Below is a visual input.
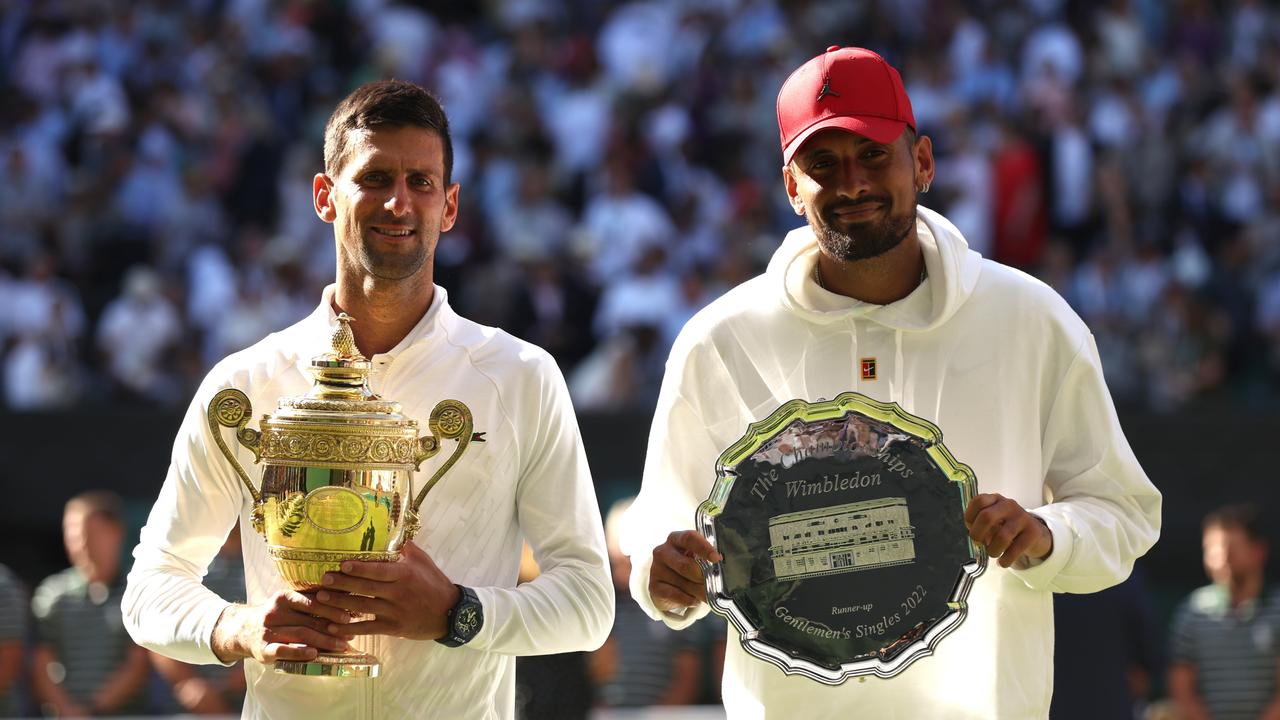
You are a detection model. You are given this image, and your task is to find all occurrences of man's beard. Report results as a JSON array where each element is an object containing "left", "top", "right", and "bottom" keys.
[
  {"left": 811, "top": 196, "right": 916, "bottom": 262},
  {"left": 358, "top": 231, "right": 431, "bottom": 281}
]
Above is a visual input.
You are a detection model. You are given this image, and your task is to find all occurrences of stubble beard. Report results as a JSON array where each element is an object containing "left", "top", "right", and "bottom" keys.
[
  {"left": 811, "top": 198, "right": 917, "bottom": 262},
  {"left": 353, "top": 227, "right": 433, "bottom": 282}
]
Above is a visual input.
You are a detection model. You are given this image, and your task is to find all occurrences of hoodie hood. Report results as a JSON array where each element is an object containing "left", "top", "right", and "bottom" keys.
[{"left": 767, "top": 205, "right": 983, "bottom": 332}]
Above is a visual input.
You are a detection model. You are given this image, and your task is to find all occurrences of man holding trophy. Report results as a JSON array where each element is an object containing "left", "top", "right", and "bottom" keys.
[
  {"left": 123, "top": 80, "right": 613, "bottom": 718},
  {"left": 623, "top": 47, "right": 1161, "bottom": 717}
]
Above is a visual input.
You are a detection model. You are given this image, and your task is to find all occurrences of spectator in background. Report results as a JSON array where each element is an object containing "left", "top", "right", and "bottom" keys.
[
  {"left": 991, "top": 116, "right": 1048, "bottom": 270},
  {"left": 1169, "top": 504, "right": 1280, "bottom": 720},
  {"left": 1052, "top": 563, "right": 1161, "bottom": 720},
  {"left": 592, "top": 498, "right": 701, "bottom": 708},
  {"left": 32, "top": 490, "right": 149, "bottom": 716},
  {"left": 578, "top": 158, "right": 675, "bottom": 283},
  {"left": 507, "top": 249, "right": 599, "bottom": 370},
  {"left": 0, "top": 564, "right": 27, "bottom": 718},
  {"left": 569, "top": 322, "right": 666, "bottom": 412},
  {"left": 96, "top": 265, "right": 182, "bottom": 405},
  {"left": 2, "top": 253, "right": 84, "bottom": 408}
]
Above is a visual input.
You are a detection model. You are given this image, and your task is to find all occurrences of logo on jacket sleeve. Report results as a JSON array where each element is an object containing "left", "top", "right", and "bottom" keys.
[{"left": 860, "top": 358, "right": 877, "bottom": 381}]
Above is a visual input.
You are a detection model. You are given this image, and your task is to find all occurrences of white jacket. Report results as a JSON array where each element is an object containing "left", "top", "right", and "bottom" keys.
[
  {"left": 123, "top": 285, "right": 613, "bottom": 720},
  {"left": 623, "top": 208, "right": 1161, "bottom": 719}
]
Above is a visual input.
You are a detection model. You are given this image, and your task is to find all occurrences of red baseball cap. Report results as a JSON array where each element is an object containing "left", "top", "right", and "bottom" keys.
[{"left": 777, "top": 46, "right": 915, "bottom": 165}]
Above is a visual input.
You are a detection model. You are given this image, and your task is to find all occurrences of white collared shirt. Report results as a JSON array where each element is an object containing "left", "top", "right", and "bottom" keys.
[{"left": 124, "top": 285, "right": 613, "bottom": 719}]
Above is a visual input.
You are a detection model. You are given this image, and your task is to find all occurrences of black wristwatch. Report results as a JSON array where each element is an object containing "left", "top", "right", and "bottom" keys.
[{"left": 437, "top": 585, "right": 484, "bottom": 647}]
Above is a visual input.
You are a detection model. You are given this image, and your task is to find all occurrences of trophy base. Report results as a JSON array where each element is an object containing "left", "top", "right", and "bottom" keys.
[{"left": 274, "top": 651, "right": 380, "bottom": 678}]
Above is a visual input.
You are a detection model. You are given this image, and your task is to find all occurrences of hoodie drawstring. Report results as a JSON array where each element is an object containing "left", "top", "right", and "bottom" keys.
[{"left": 894, "top": 329, "right": 905, "bottom": 408}]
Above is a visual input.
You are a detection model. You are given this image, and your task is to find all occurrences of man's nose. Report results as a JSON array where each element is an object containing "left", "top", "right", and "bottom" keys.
[
  {"left": 834, "top": 157, "right": 872, "bottom": 198},
  {"left": 384, "top": 179, "right": 411, "bottom": 216}
]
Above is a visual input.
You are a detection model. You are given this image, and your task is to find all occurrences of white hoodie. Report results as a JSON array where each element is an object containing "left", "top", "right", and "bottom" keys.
[{"left": 623, "top": 207, "right": 1161, "bottom": 719}]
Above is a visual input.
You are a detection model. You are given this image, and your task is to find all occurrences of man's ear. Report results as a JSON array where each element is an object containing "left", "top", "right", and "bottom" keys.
[
  {"left": 912, "top": 134, "right": 935, "bottom": 191},
  {"left": 313, "top": 173, "right": 337, "bottom": 223},
  {"left": 439, "top": 182, "right": 460, "bottom": 233},
  {"left": 783, "top": 164, "right": 805, "bottom": 216}
]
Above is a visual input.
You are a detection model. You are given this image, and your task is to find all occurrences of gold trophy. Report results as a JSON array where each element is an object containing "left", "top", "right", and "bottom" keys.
[{"left": 208, "top": 313, "right": 476, "bottom": 677}]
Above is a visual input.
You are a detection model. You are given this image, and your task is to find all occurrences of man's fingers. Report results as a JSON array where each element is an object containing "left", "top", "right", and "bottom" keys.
[
  {"left": 651, "top": 556, "right": 707, "bottom": 604},
  {"left": 964, "top": 494, "right": 1053, "bottom": 567},
  {"left": 315, "top": 590, "right": 393, "bottom": 618},
  {"left": 322, "top": 572, "right": 391, "bottom": 598},
  {"left": 265, "top": 597, "right": 351, "bottom": 633},
  {"left": 338, "top": 557, "right": 406, "bottom": 582},
  {"left": 263, "top": 626, "right": 350, "bottom": 653},
  {"left": 648, "top": 531, "right": 719, "bottom": 613},
  {"left": 998, "top": 528, "right": 1038, "bottom": 568},
  {"left": 964, "top": 493, "right": 1002, "bottom": 526},
  {"left": 656, "top": 544, "right": 707, "bottom": 585},
  {"left": 651, "top": 580, "right": 700, "bottom": 612},
  {"left": 332, "top": 617, "right": 395, "bottom": 637},
  {"left": 668, "top": 530, "right": 722, "bottom": 562},
  {"left": 263, "top": 642, "right": 318, "bottom": 663},
  {"left": 287, "top": 592, "right": 355, "bottom": 625},
  {"left": 985, "top": 521, "right": 1021, "bottom": 558}
]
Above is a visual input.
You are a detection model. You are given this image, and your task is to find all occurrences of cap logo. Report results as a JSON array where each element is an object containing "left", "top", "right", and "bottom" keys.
[{"left": 816, "top": 76, "right": 841, "bottom": 102}]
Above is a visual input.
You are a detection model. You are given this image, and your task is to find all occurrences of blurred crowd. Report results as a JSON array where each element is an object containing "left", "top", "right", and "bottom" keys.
[{"left": 2, "top": 0, "right": 1280, "bottom": 414}]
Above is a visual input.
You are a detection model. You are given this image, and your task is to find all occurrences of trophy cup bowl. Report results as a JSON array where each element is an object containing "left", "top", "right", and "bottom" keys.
[{"left": 207, "top": 314, "right": 475, "bottom": 677}]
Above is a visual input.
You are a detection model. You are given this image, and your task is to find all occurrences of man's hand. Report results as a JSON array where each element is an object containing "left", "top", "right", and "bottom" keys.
[
  {"left": 965, "top": 493, "right": 1054, "bottom": 568},
  {"left": 314, "top": 541, "right": 460, "bottom": 641},
  {"left": 649, "top": 530, "right": 722, "bottom": 613},
  {"left": 211, "top": 591, "right": 355, "bottom": 665}
]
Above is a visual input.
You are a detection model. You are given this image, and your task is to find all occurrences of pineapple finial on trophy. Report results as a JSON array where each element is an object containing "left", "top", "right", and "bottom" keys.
[{"left": 331, "top": 312, "right": 364, "bottom": 360}]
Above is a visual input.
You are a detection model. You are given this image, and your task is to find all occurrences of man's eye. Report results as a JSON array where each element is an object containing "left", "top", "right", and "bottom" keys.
[{"left": 361, "top": 173, "right": 388, "bottom": 184}]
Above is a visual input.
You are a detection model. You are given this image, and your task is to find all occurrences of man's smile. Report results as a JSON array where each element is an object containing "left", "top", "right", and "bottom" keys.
[
  {"left": 370, "top": 225, "right": 416, "bottom": 239},
  {"left": 827, "top": 200, "right": 885, "bottom": 224}
]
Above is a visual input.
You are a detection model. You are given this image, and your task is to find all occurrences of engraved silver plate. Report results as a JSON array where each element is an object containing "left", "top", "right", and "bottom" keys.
[{"left": 697, "top": 391, "right": 985, "bottom": 684}]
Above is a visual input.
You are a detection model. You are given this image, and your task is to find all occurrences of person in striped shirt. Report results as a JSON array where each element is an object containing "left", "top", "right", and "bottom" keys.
[
  {"left": 32, "top": 491, "right": 150, "bottom": 716},
  {"left": 1169, "top": 504, "right": 1280, "bottom": 720}
]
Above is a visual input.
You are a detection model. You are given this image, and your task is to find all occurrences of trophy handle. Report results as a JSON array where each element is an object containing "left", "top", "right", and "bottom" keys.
[
  {"left": 405, "top": 400, "right": 474, "bottom": 538},
  {"left": 208, "top": 389, "right": 266, "bottom": 533}
]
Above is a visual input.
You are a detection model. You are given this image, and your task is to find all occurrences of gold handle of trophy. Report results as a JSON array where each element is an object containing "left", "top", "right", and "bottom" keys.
[
  {"left": 208, "top": 388, "right": 266, "bottom": 534},
  {"left": 407, "top": 400, "right": 474, "bottom": 531}
]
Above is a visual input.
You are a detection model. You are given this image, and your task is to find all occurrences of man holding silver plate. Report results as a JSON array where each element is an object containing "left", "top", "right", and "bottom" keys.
[
  {"left": 623, "top": 46, "right": 1161, "bottom": 718},
  {"left": 122, "top": 80, "right": 613, "bottom": 719}
]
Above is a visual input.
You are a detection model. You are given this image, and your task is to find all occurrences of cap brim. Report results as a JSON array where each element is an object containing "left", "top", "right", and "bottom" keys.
[{"left": 782, "top": 116, "right": 908, "bottom": 165}]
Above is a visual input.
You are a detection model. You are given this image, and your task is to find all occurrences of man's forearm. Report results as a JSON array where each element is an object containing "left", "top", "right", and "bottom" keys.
[{"left": 211, "top": 603, "right": 250, "bottom": 663}]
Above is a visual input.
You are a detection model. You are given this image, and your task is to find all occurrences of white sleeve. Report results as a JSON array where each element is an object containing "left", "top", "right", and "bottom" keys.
[
  {"left": 1012, "top": 333, "right": 1162, "bottom": 593},
  {"left": 622, "top": 335, "right": 722, "bottom": 630},
  {"left": 466, "top": 357, "right": 614, "bottom": 654},
  {"left": 121, "top": 377, "right": 245, "bottom": 665}
]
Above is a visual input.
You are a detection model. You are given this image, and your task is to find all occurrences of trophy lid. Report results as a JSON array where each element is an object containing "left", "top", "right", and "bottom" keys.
[{"left": 271, "top": 313, "right": 416, "bottom": 427}]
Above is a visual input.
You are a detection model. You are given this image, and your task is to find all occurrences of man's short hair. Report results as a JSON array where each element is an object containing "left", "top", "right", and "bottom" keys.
[
  {"left": 1204, "top": 503, "right": 1266, "bottom": 543},
  {"left": 65, "top": 490, "right": 124, "bottom": 526},
  {"left": 323, "top": 79, "right": 454, "bottom": 183}
]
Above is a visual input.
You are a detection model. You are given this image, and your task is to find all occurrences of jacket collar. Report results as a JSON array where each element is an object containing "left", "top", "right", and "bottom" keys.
[{"left": 292, "top": 283, "right": 455, "bottom": 362}]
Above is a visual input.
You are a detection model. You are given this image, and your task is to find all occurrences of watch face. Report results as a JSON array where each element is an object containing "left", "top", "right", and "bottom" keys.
[{"left": 456, "top": 606, "right": 480, "bottom": 636}]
